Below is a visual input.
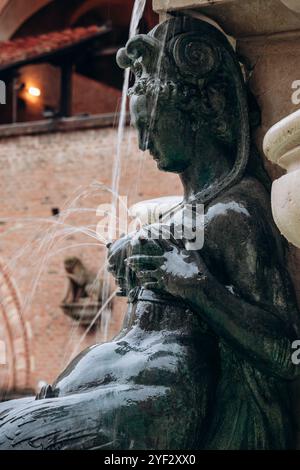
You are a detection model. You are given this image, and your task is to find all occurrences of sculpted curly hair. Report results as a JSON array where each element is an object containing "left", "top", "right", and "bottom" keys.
[{"left": 117, "top": 16, "right": 270, "bottom": 203}]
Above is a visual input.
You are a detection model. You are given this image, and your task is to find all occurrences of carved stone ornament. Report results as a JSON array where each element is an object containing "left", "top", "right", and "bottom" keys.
[{"left": 60, "top": 256, "right": 104, "bottom": 326}]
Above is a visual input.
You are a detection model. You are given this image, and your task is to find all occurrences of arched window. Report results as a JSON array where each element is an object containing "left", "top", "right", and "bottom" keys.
[{"left": 0, "top": 261, "right": 31, "bottom": 400}]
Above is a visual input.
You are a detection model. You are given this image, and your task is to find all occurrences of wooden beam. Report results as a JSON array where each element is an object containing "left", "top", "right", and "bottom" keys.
[
  {"left": 60, "top": 63, "right": 72, "bottom": 117},
  {"left": 0, "top": 113, "right": 130, "bottom": 138}
]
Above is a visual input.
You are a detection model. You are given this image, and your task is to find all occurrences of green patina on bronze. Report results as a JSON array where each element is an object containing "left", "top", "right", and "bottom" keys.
[{"left": 0, "top": 16, "right": 299, "bottom": 450}]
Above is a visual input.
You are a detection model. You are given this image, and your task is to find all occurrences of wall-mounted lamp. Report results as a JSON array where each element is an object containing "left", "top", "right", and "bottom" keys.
[{"left": 28, "top": 86, "right": 41, "bottom": 97}]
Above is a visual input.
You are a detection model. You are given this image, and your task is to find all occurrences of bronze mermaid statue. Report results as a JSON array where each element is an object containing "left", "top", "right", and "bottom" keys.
[{"left": 0, "top": 16, "right": 300, "bottom": 450}]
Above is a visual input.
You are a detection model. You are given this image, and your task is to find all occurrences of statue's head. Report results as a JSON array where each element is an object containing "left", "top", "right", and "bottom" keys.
[
  {"left": 117, "top": 16, "right": 250, "bottom": 203},
  {"left": 64, "top": 256, "right": 82, "bottom": 274}
]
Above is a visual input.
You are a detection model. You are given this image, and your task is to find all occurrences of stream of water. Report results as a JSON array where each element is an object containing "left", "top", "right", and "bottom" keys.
[{"left": 100, "top": 0, "right": 147, "bottom": 341}]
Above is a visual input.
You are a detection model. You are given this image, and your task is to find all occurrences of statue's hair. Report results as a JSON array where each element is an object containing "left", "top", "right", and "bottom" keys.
[
  {"left": 117, "top": 16, "right": 250, "bottom": 205},
  {"left": 128, "top": 74, "right": 236, "bottom": 145}
]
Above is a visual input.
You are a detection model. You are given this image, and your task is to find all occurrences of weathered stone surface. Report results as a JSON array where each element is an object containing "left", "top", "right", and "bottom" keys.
[{"left": 153, "top": 0, "right": 300, "bottom": 37}]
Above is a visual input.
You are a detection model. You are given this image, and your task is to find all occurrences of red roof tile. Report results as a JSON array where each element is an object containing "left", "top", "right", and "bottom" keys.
[{"left": 0, "top": 25, "right": 107, "bottom": 70}]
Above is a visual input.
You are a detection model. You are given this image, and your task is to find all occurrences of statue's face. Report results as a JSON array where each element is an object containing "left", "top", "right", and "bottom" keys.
[
  {"left": 130, "top": 89, "right": 194, "bottom": 173},
  {"left": 64, "top": 258, "right": 76, "bottom": 273}
]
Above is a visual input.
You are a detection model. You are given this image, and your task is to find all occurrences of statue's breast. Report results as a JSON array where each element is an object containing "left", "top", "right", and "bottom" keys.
[{"left": 52, "top": 288, "right": 217, "bottom": 397}]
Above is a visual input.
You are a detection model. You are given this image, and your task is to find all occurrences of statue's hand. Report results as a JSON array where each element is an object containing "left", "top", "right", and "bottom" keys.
[
  {"left": 107, "top": 234, "right": 134, "bottom": 294},
  {"left": 127, "top": 243, "right": 209, "bottom": 299}
]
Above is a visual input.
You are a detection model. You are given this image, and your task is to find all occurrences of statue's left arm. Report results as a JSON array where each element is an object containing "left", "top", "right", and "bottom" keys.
[
  {"left": 193, "top": 203, "right": 300, "bottom": 380},
  {"left": 190, "top": 263, "right": 300, "bottom": 380}
]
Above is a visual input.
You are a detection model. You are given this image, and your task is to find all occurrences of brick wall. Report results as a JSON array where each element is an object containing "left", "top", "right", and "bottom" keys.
[{"left": 0, "top": 125, "right": 182, "bottom": 394}]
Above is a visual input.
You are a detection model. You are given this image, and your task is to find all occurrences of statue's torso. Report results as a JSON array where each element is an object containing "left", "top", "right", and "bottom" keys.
[{"left": 47, "top": 178, "right": 298, "bottom": 449}]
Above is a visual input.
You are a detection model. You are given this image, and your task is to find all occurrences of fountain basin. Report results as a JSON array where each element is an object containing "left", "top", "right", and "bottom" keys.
[{"left": 264, "top": 110, "right": 300, "bottom": 248}]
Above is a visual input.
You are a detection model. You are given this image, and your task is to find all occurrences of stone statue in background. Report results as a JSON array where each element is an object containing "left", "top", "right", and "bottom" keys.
[
  {"left": 63, "top": 256, "right": 102, "bottom": 304},
  {"left": 0, "top": 16, "right": 300, "bottom": 450},
  {"left": 61, "top": 256, "right": 104, "bottom": 326}
]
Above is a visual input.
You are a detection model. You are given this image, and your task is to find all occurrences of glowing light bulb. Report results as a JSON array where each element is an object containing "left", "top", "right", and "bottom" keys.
[{"left": 28, "top": 86, "right": 41, "bottom": 97}]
